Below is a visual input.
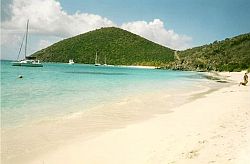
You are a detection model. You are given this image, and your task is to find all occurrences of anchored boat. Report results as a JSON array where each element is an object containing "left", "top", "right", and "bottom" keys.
[{"left": 11, "top": 20, "right": 43, "bottom": 67}]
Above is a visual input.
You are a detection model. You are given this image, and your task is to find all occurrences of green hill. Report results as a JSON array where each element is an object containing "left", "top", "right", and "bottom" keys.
[
  {"left": 168, "top": 33, "right": 250, "bottom": 72},
  {"left": 33, "top": 27, "right": 250, "bottom": 71},
  {"left": 33, "top": 27, "right": 175, "bottom": 66}
]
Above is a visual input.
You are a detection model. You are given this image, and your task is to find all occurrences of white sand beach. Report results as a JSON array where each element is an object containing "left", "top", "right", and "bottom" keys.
[{"left": 23, "top": 72, "right": 249, "bottom": 164}]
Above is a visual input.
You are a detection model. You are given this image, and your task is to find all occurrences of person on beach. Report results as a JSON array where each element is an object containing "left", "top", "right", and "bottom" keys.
[{"left": 239, "top": 73, "right": 248, "bottom": 86}]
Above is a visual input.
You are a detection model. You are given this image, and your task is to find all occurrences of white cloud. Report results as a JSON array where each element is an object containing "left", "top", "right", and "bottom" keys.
[
  {"left": 0, "top": 31, "right": 23, "bottom": 59},
  {"left": 1, "top": 0, "right": 192, "bottom": 59},
  {"left": 1, "top": 31, "right": 22, "bottom": 46},
  {"left": 121, "top": 19, "right": 192, "bottom": 50},
  {"left": 1, "top": 0, "right": 115, "bottom": 59},
  {"left": 38, "top": 39, "right": 53, "bottom": 50},
  {"left": 2, "top": 0, "right": 115, "bottom": 37}
]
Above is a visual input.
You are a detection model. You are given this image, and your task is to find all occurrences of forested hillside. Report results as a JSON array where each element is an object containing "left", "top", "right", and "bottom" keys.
[
  {"left": 33, "top": 27, "right": 174, "bottom": 66},
  {"left": 168, "top": 33, "right": 250, "bottom": 71},
  {"left": 33, "top": 27, "right": 250, "bottom": 71}
]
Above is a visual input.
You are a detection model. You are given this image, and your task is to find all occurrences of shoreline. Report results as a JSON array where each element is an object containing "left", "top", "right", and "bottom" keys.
[
  {"left": 117, "top": 65, "right": 157, "bottom": 69},
  {"left": 2, "top": 77, "right": 216, "bottom": 164},
  {"left": 1, "top": 60, "right": 157, "bottom": 69},
  {"left": 31, "top": 72, "right": 249, "bottom": 164},
  {"left": 2, "top": 72, "right": 249, "bottom": 164}
]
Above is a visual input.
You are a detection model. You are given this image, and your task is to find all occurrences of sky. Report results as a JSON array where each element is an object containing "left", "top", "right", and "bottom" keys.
[{"left": 1, "top": 0, "right": 250, "bottom": 60}]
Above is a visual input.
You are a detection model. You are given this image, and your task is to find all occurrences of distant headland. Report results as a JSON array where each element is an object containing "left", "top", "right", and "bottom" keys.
[{"left": 32, "top": 27, "right": 250, "bottom": 72}]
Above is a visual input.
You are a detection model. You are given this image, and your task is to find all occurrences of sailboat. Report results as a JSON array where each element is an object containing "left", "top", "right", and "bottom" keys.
[
  {"left": 68, "top": 59, "right": 74, "bottom": 64},
  {"left": 12, "top": 20, "right": 43, "bottom": 67},
  {"left": 94, "top": 52, "right": 101, "bottom": 66}
]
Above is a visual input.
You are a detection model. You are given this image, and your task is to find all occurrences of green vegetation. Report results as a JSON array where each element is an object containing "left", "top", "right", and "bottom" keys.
[
  {"left": 168, "top": 33, "right": 250, "bottom": 72},
  {"left": 33, "top": 27, "right": 250, "bottom": 72},
  {"left": 33, "top": 27, "right": 174, "bottom": 66}
]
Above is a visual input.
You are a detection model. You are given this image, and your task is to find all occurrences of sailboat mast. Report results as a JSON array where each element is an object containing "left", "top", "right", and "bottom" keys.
[
  {"left": 24, "top": 19, "right": 29, "bottom": 59},
  {"left": 95, "top": 51, "right": 98, "bottom": 64},
  {"left": 17, "top": 33, "right": 26, "bottom": 61}
]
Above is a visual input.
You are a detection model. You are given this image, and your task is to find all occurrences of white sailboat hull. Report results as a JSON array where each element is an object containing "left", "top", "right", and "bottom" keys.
[
  {"left": 11, "top": 62, "right": 22, "bottom": 66},
  {"left": 11, "top": 60, "right": 43, "bottom": 67},
  {"left": 68, "top": 59, "right": 74, "bottom": 64}
]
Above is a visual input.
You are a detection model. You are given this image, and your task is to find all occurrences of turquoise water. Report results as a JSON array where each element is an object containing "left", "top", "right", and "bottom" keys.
[{"left": 1, "top": 60, "right": 206, "bottom": 128}]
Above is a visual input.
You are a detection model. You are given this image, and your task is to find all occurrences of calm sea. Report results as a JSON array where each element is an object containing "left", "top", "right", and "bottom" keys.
[{"left": 1, "top": 60, "right": 208, "bottom": 128}]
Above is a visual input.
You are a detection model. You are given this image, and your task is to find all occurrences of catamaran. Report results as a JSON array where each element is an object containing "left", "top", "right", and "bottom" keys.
[{"left": 12, "top": 20, "right": 43, "bottom": 67}]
